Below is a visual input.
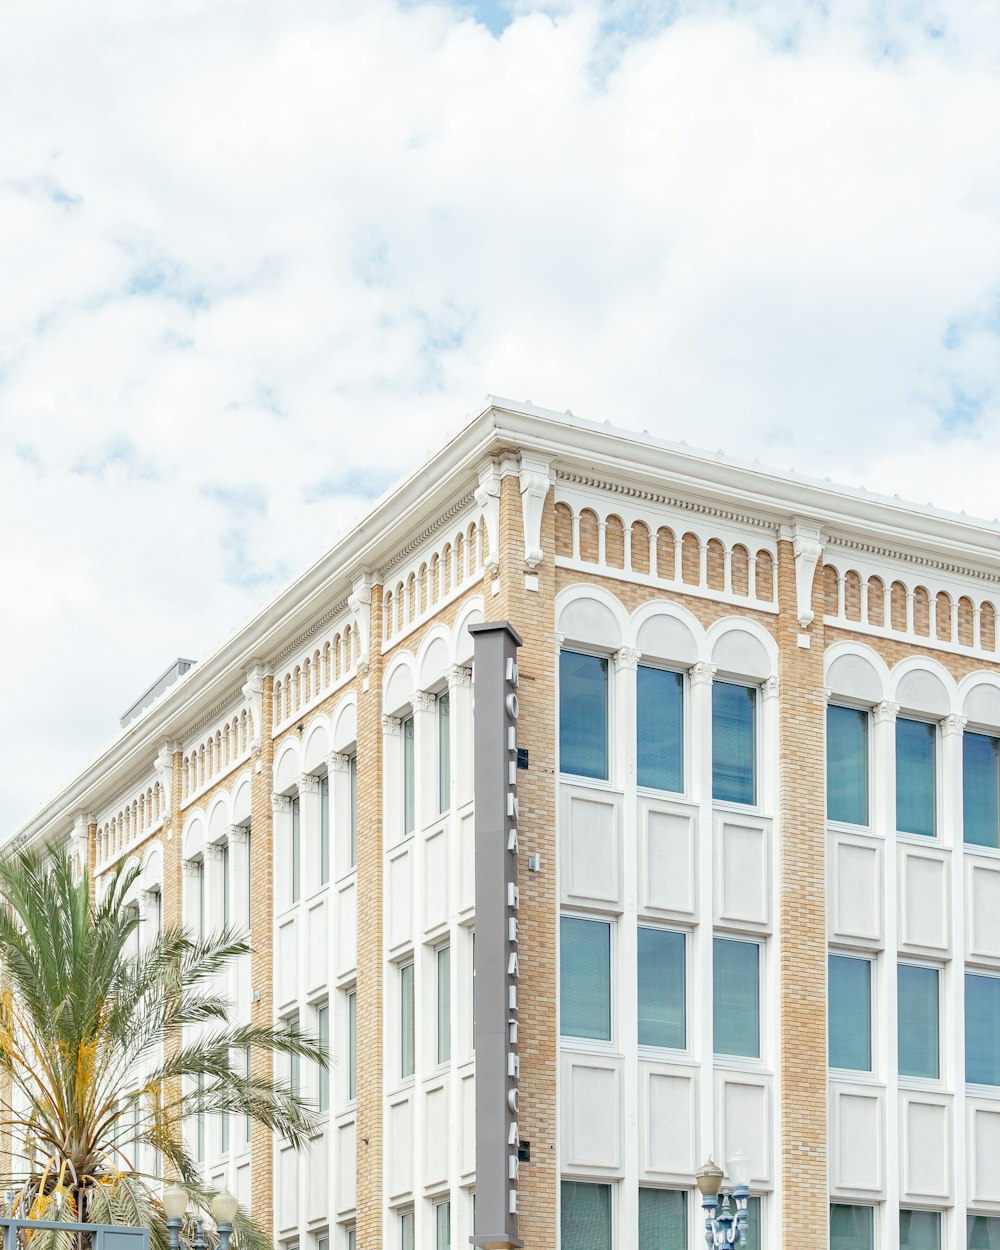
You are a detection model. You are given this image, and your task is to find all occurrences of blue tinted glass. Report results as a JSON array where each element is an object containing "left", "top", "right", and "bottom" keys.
[
  {"left": 560, "top": 917, "right": 611, "bottom": 1041},
  {"left": 745, "top": 1197, "right": 762, "bottom": 1250},
  {"left": 968, "top": 1214, "right": 1000, "bottom": 1248},
  {"left": 828, "top": 955, "right": 871, "bottom": 1071},
  {"left": 713, "top": 937, "right": 759, "bottom": 1057},
  {"left": 638, "top": 928, "right": 685, "bottom": 1049},
  {"left": 897, "top": 718, "right": 936, "bottom": 836},
  {"left": 966, "top": 973, "right": 1000, "bottom": 1085},
  {"left": 900, "top": 1209, "right": 940, "bottom": 1250},
  {"left": 827, "top": 706, "right": 868, "bottom": 826},
  {"left": 712, "top": 683, "right": 756, "bottom": 805},
  {"left": 637, "top": 666, "right": 684, "bottom": 792},
  {"left": 898, "top": 964, "right": 939, "bottom": 1079},
  {"left": 638, "top": 1189, "right": 686, "bottom": 1250},
  {"left": 965, "top": 732, "right": 1000, "bottom": 847},
  {"left": 830, "top": 1205, "right": 873, "bottom": 1250},
  {"left": 560, "top": 652, "right": 609, "bottom": 780},
  {"left": 561, "top": 1181, "right": 611, "bottom": 1250}
]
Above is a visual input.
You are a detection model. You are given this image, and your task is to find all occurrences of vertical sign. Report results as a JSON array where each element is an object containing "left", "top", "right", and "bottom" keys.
[{"left": 468, "top": 620, "right": 524, "bottom": 1249}]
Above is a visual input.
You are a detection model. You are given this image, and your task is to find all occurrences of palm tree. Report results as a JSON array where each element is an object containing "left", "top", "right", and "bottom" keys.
[{"left": 0, "top": 846, "right": 323, "bottom": 1250}]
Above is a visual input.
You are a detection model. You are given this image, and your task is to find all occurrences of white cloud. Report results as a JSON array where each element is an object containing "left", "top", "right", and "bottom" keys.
[{"left": 2, "top": 0, "right": 1000, "bottom": 830}]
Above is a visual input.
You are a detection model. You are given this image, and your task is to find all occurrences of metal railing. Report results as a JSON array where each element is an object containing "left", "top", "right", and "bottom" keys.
[{"left": 0, "top": 1218, "right": 149, "bottom": 1250}]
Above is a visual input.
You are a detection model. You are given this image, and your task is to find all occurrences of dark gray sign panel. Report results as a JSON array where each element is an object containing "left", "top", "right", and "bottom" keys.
[{"left": 468, "top": 620, "right": 524, "bottom": 1250}]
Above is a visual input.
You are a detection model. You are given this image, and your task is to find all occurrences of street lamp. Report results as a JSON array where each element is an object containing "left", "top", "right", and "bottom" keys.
[
  {"left": 696, "top": 1152, "right": 752, "bottom": 1249},
  {"left": 212, "top": 1189, "right": 239, "bottom": 1250},
  {"left": 163, "top": 1183, "right": 188, "bottom": 1250}
]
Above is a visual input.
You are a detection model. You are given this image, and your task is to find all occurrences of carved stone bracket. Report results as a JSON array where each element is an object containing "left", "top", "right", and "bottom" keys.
[
  {"left": 519, "top": 453, "right": 554, "bottom": 569},
  {"left": 613, "top": 647, "right": 641, "bottom": 672},
  {"left": 791, "top": 519, "right": 824, "bottom": 629},
  {"left": 475, "top": 460, "right": 502, "bottom": 574},
  {"left": 243, "top": 663, "right": 268, "bottom": 751},
  {"left": 72, "top": 811, "right": 94, "bottom": 846},
  {"left": 154, "top": 743, "right": 175, "bottom": 818},
  {"left": 348, "top": 573, "right": 374, "bottom": 672}
]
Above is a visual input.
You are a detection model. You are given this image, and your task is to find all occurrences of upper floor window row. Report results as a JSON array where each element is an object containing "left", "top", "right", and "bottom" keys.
[
  {"left": 559, "top": 651, "right": 758, "bottom": 806},
  {"left": 827, "top": 704, "right": 1000, "bottom": 847}
]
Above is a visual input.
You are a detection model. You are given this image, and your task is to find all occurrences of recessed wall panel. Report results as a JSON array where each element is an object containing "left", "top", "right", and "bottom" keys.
[
  {"left": 640, "top": 803, "right": 695, "bottom": 917},
  {"left": 899, "top": 848, "right": 949, "bottom": 952},
  {"left": 970, "top": 1102, "right": 1000, "bottom": 1204},
  {"left": 968, "top": 861, "right": 1000, "bottom": 961},
  {"left": 337, "top": 1119, "right": 356, "bottom": 1213},
  {"left": 388, "top": 849, "right": 413, "bottom": 953},
  {"left": 561, "top": 1056, "right": 621, "bottom": 1172},
  {"left": 388, "top": 1096, "right": 413, "bottom": 1198},
  {"left": 715, "top": 817, "right": 770, "bottom": 929},
  {"left": 561, "top": 788, "right": 622, "bottom": 909},
  {"left": 901, "top": 1095, "right": 951, "bottom": 1200},
  {"left": 424, "top": 829, "right": 448, "bottom": 934},
  {"left": 832, "top": 1086, "right": 884, "bottom": 1195},
  {"left": 829, "top": 836, "right": 882, "bottom": 946},
  {"left": 642, "top": 1066, "right": 696, "bottom": 1177}
]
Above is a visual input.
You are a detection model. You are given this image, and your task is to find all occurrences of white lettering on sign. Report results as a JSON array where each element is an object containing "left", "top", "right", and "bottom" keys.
[{"left": 504, "top": 649, "right": 521, "bottom": 1227}]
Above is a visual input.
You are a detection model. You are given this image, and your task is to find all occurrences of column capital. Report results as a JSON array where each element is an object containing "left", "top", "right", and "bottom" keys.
[
  {"left": 413, "top": 690, "right": 437, "bottom": 713},
  {"left": 382, "top": 715, "right": 402, "bottom": 736},
  {"left": 761, "top": 675, "right": 780, "bottom": 701},
  {"left": 942, "top": 713, "right": 967, "bottom": 738},
  {"left": 449, "top": 664, "right": 473, "bottom": 688},
  {"left": 182, "top": 859, "right": 202, "bottom": 879},
  {"left": 613, "top": 646, "right": 641, "bottom": 672},
  {"left": 272, "top": 793, "right": 292, "bottom": 813},
  {"left": 328, "top": 752, "right": 353, "bottom": 773},
  {"left": 690, "top": 661, "right": 717, "bottom": 687},
  {"left": 873, "top": 700, "right": 900, "bottom": 725},
  {"left": 140, "top": 889, "right": 160, "bottom": 908},
  {"left": 228, "top": 825, "right": 250, "bottom": 845},
  {"left": 205, "top": 842, "right": 225, "bottom": 861},
  {"left": 298, "top": 773, "right": 321, "bottom": 795}
]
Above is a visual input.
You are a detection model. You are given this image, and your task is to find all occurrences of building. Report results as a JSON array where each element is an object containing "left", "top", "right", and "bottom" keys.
[{"left": 10, "top": 397, "right": 1000, "bottom": 1250}]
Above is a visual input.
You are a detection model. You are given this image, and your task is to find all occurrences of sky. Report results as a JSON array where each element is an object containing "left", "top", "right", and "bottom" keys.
[{"left": 2, "top": 0, "right": 1000, "bottom": 834}]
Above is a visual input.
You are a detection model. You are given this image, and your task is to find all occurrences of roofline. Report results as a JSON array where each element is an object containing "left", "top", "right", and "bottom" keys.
[{"left": 12, "top": 395, "right": 1000, "bottom": 851}]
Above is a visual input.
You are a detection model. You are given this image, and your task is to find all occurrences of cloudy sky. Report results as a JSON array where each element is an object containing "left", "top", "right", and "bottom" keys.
[{"left": 2, "top": 0, "right": 999, "bottom": 834}]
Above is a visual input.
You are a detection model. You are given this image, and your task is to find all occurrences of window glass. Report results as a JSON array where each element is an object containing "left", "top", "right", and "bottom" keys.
[
  {"left": 320, "top": 774, "right": 330, "bottom": 885},
  {"left": 400, "top": 1211, "right": 414, "bottom": 1250},
  {"left": 317, "top": 1004, "right": 330, "bottom": 1112},
  {"left": 403, "top": 717, "right": 415, "bottom": 835},
  {"left": 560, "top": 917, "right": 611, "bottom": 1042},
  {"left": 969, "top": 1214, "right": 1000, "bottom": 1248},
  {"left": 560, "top": 1181, "right": 611, "bottom": 1250},
  {"left": 346, "top": 1232, "right": 356, "bottom": 1250},
  {"left": 638, "top": 927, "right": 685, "bottom": 1049},
  {"left": 195, "top": 1073, "right": 205, "bottom": 1161},
  {"left": 438, "top": 693, "right": 451, "bottom": 813},
  {"left": 897, "top": 718, "right": 936, "bottom": 836},
  {"left": 713, "top": 937, "right": 759, "bottom": 1058},
  {"left": 437, "top": 945, "right": 451, "bottom": 1065},
  {"left": 898, "top": 964, "right": 939, "bottom": 1079},
  {"left": 242, "top": 1046, "right": 251, "bottom": 1144},
  {"left": 827, "top": 705, "right": 868, "bottom": 826},
  {"left": 830, "top": 1204, "right": 874, "bottom": 1250},
  {"left": 637, "top": 666, "right": 684, "bottom": 793},
  {"left": 291, "top": 795, "right": 301, "bottom": 903},
  {"left": 965, "top": 732, "right": 1000, "bottom": 848},
  {"left": 746, "top": 1196, "right": 762, "bottom": 1250},
  {"left": 435, "top": 1200, "right": 451, "bottom": 1250},
  {"left": 288, "top": 1012, "right": 300, "bottom": 1096},
  {"left": 349, "top": 755, "right": 358, "bottom": 868},
  {"left": 638, "top": 1188, "right": 685, "bottom": 1250},
  {"left": 560, "top": 652, "right": 609, "bottom": 780},
  {"left": 828, "top": 955, "right": 872, "bottom": 1071},
  {"left": 400, "top": 963, "right": 415, "bottom": 1078},
  {"left": 900, "top": 1209, "right": 941, "bottom": 1249},
  {"left": 966, "top": 972, "right": 1000, "bottom": 1085},
  {"left": 347, "top": 989, "right": 357, "bottom": 1101},
  {"left": 712, "top": 682, "right": 756, "bottom": 805},
  {"left": 221, "top": 843, "right": 230, "bottom": 928}
]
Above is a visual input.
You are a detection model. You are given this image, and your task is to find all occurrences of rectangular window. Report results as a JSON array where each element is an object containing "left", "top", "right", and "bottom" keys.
[
  {"left": 637, "top": 666, "right": 684, "bottom": 793},
  {"left": 830, "top": 1204, "right": 874, "bottom": 1250},
  {"left": 828, "top": 954, "right": 872, "bottom": 1071},
  {"left": 560, "top": 1181, "right": 612, "bottom": 1250},
  {"left": 638, "top": 927, "right": 685, "bottom": 1049},
  {"left": 194, "top": 860, "right": 205, "bottom": 940},
  {"left": 220, "top": 1100, "right": 229, "bottom": 1155},
  {"left": 195, "top": 1074, "right": 205, "bottom": 1162},
  {"left": 898, "top": 963, "right": 939, "bottom": 1079},
  {"left": 320, "top": 774, "right": 330, "bottom": 885},
  {"left": 242, "top": 1046, "right": 251, "bottom": 1144},
  {"left": 897, "top": 717, "right": 936, "bottom": 836},
  {"left": 560, "top": 651, "right": 609, "bottom": 780},
  {"left": 435, "top": 1200, "right": 451, "bottom": 1250},
  {"left": 901, "top": 1210, "right": 941, "bottom": 1249},
  {"left": 317, "top": 1004, "right": 330, "bottom": 1112},
  {"left": 827, "top": 705, "right": 869, "bottom": 826},
  {"left": 288, "top": 1012, "right": 300, "bottom": 1096},
  {"left": 438, "top": 693, "right": 451, "bottom": 813},
  {"left": 400, "top": 962, "right": 415, "bottom": 1078},
  {"left": 638, "top": 1188, "right": 686, "bottom": 1250},
  {"left": 969, "top": 1214, "right": 1000, "bottom": 1248},
  {"left": 967, "top": 972, "right": 1000, "bottom": 1085},
  {"left": 291, "top": 795, "right": 301, "bottom": 904},
  {"left": 560, "top": 916, "right": 611, "bottom": 1042},
  {"left": 346, "top": 1231, "right": 356, "bottom": 1250},
  {"left": 437, "top": 945, "right": 451, "bottom": 1065},
  {"left": 400, "top": 1211, "right": 414, "bottom": 1250},
  {"left": 221, "top": 842, "right": 230, "bottom": 929},
  {"left": 712, "top": 682, "right": 756, "bottom": 805},
  {"left": 746, "top": 1196, "right": 762, "bottom": 1249},
  {"left": 403, "top": 717, "right": 415, "bottom": 835},
  {"left": 349, "top": 755, "right": 357, "bottom": 868},
  {"left": 965, "top": 731, "right": 1000, "bottom": 848},
  {"left": 713, "top": 937, "right": 760, "bottom": 1058},
  {"left": 346, "top": 989, "right": 357, "bottom": 1101}
]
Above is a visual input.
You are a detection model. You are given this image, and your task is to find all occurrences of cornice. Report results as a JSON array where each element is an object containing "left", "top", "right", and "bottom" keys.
[
  {"left": 97, "top": 763, "right": 159, "bottom": 821},
  {"left": 555, "top": 470, "right": 780, "bottom": 534},
  {"left": 824, "top": 535, "right": 1000, "bottom": 586},
  {"left": 378, "top": 490, "right": 478, "bottom": 579},
  {"left": 182, "top": 687, "right": 247, "bottom": 744},
  {"left": 271, "top": 598, "right": 351, "bottom": 669}
]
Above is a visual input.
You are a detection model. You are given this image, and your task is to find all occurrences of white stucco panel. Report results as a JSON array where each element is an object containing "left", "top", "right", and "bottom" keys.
[
  {"left": 714, "top": 814, "right": 771, "bottom": 931},
  {"left": 828, "top": 835, "right": 883, "bottom": 947},
  {"left": 561, "top": 1055, "right": 622, "bottom": 1173},
  {"left": 641, "top": 1064, "right": 697, "bottom": 1179},
  {"left": 639, "top": 800, "right": 696, "bottom": 919},
  {"left": 900, "top": 1094, "right": 951, "bottom": 1201},
  {"left": 898, "top": 846, "right": 950, "bottom": 953},
  {"left": 560, "top": 786, "right": 622, "bottom": 910}
]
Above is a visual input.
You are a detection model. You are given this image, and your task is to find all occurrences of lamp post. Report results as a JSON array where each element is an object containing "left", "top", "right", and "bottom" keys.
[
  {"left": 163, "top": 1184, "right": 188, "bottom": 1250},
  {"left": 696, "top": 1152, "right": 752, "bottom": 1249},
  {"left": 212, "top": 1190, "right": 238, "bottom": 1250}
]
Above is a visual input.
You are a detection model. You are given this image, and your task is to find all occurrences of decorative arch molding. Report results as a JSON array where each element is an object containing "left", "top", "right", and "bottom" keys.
[
  {"left": 887, "top": 656, "right": 957, "bottom": 718},
  {"left": 273, "top": 740, "right": 303, "bottom": 796},
  {"left": 555, "top": 583, "right": 629, "bottom": 652},
  {"left": 417, "top": 625, "right": 452, "bottom": 693},
  {"left": 383, "top": 652, "right": 418, "bottom": 717},
  {"left": 331, "top": 694, "right": 358, "bottom": 752},
  {"left": 182, "top": 811, "right": 207, "bottom": 863},
  {"left": 630, "top": 600, "right": 703, "bottom": 668},
  {"left": 705, "top": 616, "right": 779, "bottom": 680},
  {"left": 824, "top": 641, "right": 890, "bottom": 705}
]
